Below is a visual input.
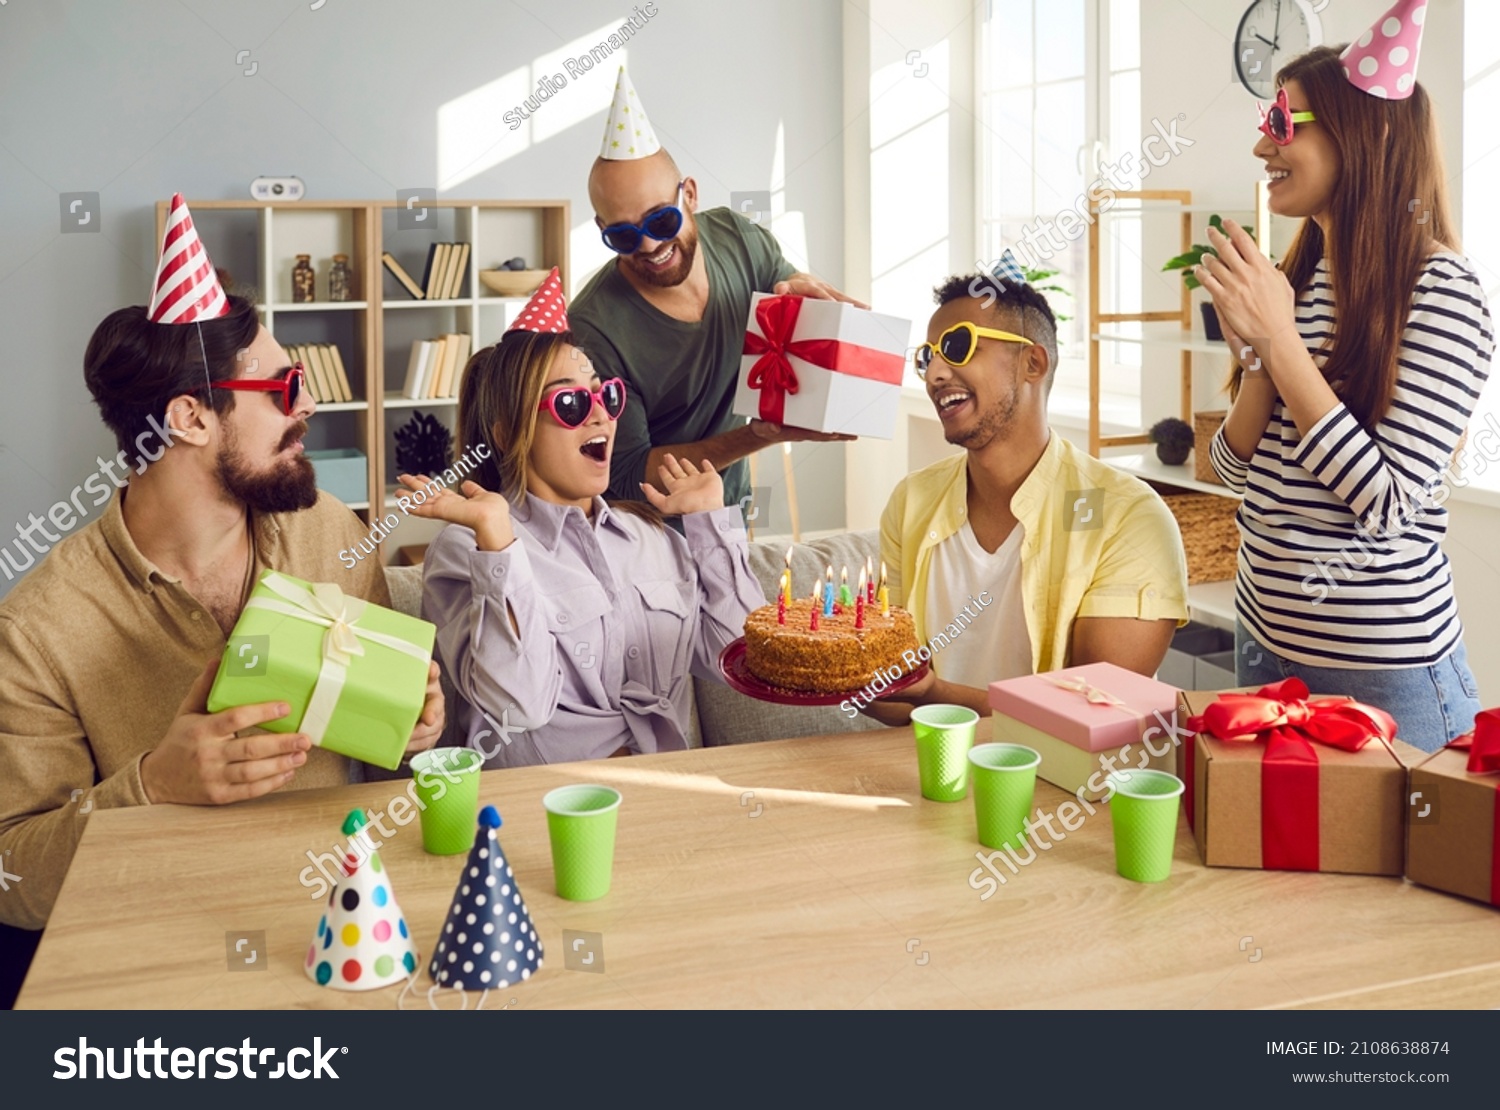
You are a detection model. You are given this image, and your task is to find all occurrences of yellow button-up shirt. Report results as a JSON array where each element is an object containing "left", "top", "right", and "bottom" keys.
[{"left": 880, "top": 433, "right": 1189, "bottom": 675}]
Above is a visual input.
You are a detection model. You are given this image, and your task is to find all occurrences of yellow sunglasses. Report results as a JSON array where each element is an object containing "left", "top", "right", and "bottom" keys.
[{"left": 914, "top": 321, "right": 1034, "bottom": 378}]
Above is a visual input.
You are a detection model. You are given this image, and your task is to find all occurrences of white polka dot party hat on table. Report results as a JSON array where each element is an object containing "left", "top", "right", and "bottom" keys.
[
  {"left": 306, "top": 809, "right": 418, "bottom": 991},
  {"left": 505, "top": 266, "right": 569, "bottom": 334},
  {"left": 1341, "top": 0, "right": 1426, "bottom": 100},
  {"left": 429, "top": 805, "right": 544, "bottom": 991},
  {"left": 599, "top": 65, "right": 661, "bottom": 161}
]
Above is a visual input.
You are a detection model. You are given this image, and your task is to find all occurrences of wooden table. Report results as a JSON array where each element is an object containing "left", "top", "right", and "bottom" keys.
[{"left": 18, "top": 721, "right": 1500, "bottom": 1009}]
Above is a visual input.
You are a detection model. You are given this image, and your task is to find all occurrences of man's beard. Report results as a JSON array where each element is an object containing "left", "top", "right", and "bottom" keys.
[
  {"left": 625, "top": 224, "right": 697, "bottom": 288},
  {"left": 946, "top": 380, "right": 1020, "bottom": 451},
  {"left": 216, "top": 420, "right": 318, "bottom": 513}
]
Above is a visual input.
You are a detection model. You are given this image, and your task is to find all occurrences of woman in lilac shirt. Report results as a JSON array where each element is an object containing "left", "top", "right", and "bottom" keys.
[{"left": 402, "top": 274, "right": 763, "bottom": 766}]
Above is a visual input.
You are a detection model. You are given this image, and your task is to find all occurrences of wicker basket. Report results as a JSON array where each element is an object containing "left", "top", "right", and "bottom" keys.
[
  {"left": 1160, "top": 492, "right": 1240, "bottom": 585},
  {"left": 1193, "top": 410, "right": 1227, "bottom": 486}
]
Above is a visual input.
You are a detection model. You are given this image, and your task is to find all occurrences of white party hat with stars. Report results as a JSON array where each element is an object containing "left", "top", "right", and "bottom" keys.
[
  {"left": 599, "top": 66, "right": 661, "bottom": 160},
  {"left": 429, "top": 806, "right": 543, "bottom": 991}
]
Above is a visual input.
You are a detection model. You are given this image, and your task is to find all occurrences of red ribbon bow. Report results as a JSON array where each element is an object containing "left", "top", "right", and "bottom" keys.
[
  {"left": 1446, "top": 708, "right": 1500, "bottom": 775},
  {"left": 741, "top": 295, "right": 901, "bottom": 424},
  {"left": 1186, "top": 678, "right": 1397, "bottom": 872}
]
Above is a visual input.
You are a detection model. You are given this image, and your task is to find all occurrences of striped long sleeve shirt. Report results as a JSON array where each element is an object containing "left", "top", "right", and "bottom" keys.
[{"left": 1209, "top": 251, "right": 1494, "bottom": 668}]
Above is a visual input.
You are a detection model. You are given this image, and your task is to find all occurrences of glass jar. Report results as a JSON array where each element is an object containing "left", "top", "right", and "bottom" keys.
[
  {"left": 328, "top": 254, "right": 352, "bottom": 302},
  {"left": 292, "top": 254, "right": 315, "bottom": 303}
]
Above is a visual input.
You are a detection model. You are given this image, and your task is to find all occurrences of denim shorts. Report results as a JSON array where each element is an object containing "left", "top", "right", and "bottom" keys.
[{"left": 1234, "top": 621, "right": 1481, "bottom": 753}]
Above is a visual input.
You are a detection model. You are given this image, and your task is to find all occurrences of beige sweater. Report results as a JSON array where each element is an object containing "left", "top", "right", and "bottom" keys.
[{"left": 0, "top": 491, "right": 388, "bottom": 929}]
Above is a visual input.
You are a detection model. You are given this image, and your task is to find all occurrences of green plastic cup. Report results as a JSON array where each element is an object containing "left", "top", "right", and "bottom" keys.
[
  {"left": 1106, "top": 769, "right": 1185, "bottom": 883},
  {"left": 543, "top": 784, "right": 623, "bottom": 901},
  {"left": 911, "top": 704, "right": 979, "bottom": 802},
  {"left": 410, "top": 748, "right": 484, "bottom": 855},
  {"left": 968, "top": 743, "right": 1041, "bottom": 851}
]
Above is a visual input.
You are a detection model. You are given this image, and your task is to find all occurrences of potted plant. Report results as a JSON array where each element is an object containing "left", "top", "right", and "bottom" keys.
[
  {"left": 1020, "top": 265, "right": 1073, "bottom": 322},
  {"left": 1148, "top": 417, "right": 1194, "bottom": 467},
  {"left": 1161, "top": 215, "right": 1256, "bottom": 341}
]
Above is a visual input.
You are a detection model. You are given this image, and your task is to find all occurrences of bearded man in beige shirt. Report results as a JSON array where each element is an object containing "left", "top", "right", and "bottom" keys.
[{"left": 0, "top": 289, "right": 445, "bottom": 948}]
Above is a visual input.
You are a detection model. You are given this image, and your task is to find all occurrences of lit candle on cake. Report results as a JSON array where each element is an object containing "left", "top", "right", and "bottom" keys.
[
  {"left": 839, "top": 565, "right": 851, "bottom": 608},
  {"left": 855, "top": 566, "right": 866, "bottom": 629},
  {"left": 878, "top": 560, "right": 889, "bottom": 617},
  {"left": 809, "top": 581, "right": 820, "bottom": 630},
  {"left": 823, "top": 565, "right": 834, "bottom": 617},
  {"left": 777, "top": 591, "right": 786, "bottom": 625},
  {"left": 782, "top": 545, "right": 793, "bottom": 607},
  {"left": 865, "top": 556, "right": 875, "bottom": 603}
]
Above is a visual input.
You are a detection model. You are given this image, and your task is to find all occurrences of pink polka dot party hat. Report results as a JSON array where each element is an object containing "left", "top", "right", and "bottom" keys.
[
  {"left": 429, "top": 806, "right": 543, "bottom": 991},
  {"left": 306, "top": 809, "right": 418, "bottom": 991}
]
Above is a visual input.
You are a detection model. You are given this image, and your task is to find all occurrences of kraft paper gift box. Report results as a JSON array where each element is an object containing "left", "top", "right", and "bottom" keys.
[
  {"left": 1406, "top": 710, "right": 1500, "bottom": 907},
  {"left": 987, "top": 663, "right": 1181, "bottom": 802},
  {"left": 734, "top": 292, "right": 909, "bottom": 439},
  {"left": 1177, "top": 681, "right": 1406, "bottom": 875},
  {"left": 207, "top": 570, "right": 436, "bottom": 770}
]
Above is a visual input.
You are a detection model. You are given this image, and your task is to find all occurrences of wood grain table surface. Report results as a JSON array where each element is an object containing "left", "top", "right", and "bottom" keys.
[{"left": 18, "top": 720, "right": 1499, "bottom": 1010}]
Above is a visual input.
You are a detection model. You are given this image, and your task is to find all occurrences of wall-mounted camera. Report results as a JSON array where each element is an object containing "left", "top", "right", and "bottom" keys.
[{"left": 249, "top": 176, "right": 306, "bottom": 201}]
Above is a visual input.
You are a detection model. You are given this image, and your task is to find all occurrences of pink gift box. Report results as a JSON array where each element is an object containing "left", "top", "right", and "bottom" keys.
[{"left": 988, "top": 663, "right": 1180, "bottom": 752}]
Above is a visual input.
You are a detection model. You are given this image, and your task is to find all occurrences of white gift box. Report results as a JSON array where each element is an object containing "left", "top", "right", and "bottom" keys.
[{"left": 734, "top": 292, "right": 910, "bottom": 440}]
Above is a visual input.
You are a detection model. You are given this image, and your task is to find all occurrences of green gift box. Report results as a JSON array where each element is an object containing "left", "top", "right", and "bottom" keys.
[{"left": 207, "top": 569, "right": 436, "bottom": 770}]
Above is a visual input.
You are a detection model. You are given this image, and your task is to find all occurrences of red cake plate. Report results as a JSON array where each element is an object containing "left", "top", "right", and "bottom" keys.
[{"left": 717, "top": 638, "right": 930, "bottom": 707}]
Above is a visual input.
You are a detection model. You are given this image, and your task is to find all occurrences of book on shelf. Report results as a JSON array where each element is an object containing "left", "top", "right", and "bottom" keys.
[
  {"left": 304, "top": 344, "right": 335, "bottom": 403},
  {"left": 381, "top": 252, "right": 424, "bottom": 300},
  {"left": 422, "top": 243, "right": 450, "bottom": 300},
  {"left": 444, "top": 333, "right": 471, "bottom": 397},
  {"left": 445, "top": 243, "right": 471, "bottom": 299},
  {"left": 401, "top": 340, "right": 428, "bottom": 399},
  {"left": 403, "top": 339, "right": 435, "bottom": 399},
  {"left": 324, "top": 344, "right": 354, "bottom": 402},
  {"left": 437, "top": 243, "right": 462, "bottom": 301},
  {"left": 430, "top": 332, "right": 460, "bottom": 398}
]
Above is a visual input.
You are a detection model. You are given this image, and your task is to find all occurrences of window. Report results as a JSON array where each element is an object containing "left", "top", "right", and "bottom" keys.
[{"left": 977, "top": 0, "right": 1140, "bottom": 425}]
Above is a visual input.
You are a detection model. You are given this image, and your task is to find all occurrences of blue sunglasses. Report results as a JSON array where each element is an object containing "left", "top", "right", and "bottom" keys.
[{"left": 599, "top": 181, "right": 686, "bottom": 255}]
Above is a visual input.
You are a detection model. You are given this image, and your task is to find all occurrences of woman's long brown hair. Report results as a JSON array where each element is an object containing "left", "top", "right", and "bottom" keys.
[
  {"left": 1233, "top": 45, "right": 1457, "bottom": 426},
  {"left": 455, "top": 330, "right": 662, "bottom": 526}
]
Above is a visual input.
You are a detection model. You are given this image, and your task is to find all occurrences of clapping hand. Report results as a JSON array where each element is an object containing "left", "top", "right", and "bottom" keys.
[{"left": 639, "top": 454, "right": 723, "bottom": 515}]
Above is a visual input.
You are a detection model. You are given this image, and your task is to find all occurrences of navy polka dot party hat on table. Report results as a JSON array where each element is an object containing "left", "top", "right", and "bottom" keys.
[
  {"left": 429, "top": 806, "right": 544, "bottom": 990},
  {"left": 306, "top": 809, "right": 418, "bottom": 991}
]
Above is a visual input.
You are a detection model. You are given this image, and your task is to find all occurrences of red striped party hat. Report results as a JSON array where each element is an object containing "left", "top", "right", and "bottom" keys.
[{"left": 147, "top": 194, "right": 230, "bottom": 324}]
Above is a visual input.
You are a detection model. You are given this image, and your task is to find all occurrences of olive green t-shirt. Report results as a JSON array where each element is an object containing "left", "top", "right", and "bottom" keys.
[{"left": 569, "top": 207, "right": 797, "bottom": 509}]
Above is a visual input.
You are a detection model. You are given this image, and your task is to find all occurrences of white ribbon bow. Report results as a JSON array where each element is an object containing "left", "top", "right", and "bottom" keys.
[
  {"left": 245, "top": 572, "right": 429, "bottom": 746},
  {"left": 1043, "top": 674, "right": 1132, "bottom": 712}
]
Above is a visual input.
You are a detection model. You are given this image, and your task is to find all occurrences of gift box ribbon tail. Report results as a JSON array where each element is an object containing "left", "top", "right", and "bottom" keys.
[{"left": 1261, "top": 729, "right": 1320, "bottom": 871}]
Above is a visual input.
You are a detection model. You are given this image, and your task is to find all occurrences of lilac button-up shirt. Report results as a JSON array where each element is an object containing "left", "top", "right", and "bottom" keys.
[{"left": 422, "top": 495, "right": 764, "bottom": 766}]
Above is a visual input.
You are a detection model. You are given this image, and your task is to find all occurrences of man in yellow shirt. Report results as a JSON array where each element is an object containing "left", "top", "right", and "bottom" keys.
[{"left": 871, "top": 268, "right": 1188, "bottom": 723}]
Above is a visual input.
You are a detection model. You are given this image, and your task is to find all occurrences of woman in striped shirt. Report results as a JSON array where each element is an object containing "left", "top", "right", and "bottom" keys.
[{"left": 1196, "top": 43, "right": 1492, "bottom": 752}]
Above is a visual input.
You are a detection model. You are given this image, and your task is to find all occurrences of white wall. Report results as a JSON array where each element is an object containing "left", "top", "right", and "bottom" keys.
[{"left": 0, "top": 0, "right": 850, "bottom": 597}]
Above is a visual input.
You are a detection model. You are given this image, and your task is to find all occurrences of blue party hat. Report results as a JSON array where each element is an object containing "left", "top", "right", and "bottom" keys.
[
  {"left": 991, "top": 249, "right": 1027, "bottom": 286},
  {"left": 429, "top": 806, "right": 543, "bottom": 990}
]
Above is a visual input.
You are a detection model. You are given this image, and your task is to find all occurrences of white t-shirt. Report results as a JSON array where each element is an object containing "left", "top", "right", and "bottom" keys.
[{"left": 924, "top": 521, "right": 1031, "bottom": 689}]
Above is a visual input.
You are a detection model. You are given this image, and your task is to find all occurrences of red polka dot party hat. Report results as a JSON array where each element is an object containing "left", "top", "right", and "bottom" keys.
[
  {"left": 429, "top": 806, "right": 543, "bottom": 991},
  {"left": 505, "top": 266, "right": 568, "bottom": 334},
  {"left": 306, "top": 809, "right": 418, "bottom": 991}
]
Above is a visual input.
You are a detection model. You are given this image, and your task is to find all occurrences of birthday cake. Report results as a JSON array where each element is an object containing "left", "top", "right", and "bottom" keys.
[{"left": 742, "top": 598, "right": 919, "bottom": 694}]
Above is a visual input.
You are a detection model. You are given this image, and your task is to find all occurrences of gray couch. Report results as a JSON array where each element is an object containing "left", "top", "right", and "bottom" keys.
[{"left": 383, "top": 530, "right": 888, "bottom": 748}]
